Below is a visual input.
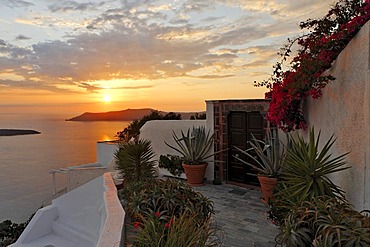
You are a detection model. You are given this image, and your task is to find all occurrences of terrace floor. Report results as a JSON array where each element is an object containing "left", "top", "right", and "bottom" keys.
[{"left": 194, "top": 183, "right": 279, "bottom": 247}]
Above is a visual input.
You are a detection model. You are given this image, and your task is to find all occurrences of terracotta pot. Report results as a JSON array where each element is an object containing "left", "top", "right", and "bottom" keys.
[
  {"left": 258, "top": 176, "right": 278, "bottom": 203},
  {"left": 182, "top": 163, "right": 207, "bottom": 186}
]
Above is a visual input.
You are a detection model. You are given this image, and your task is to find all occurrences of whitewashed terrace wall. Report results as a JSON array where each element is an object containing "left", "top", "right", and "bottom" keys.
[
  {"left": 66, "top": 141, "right": 118, "bottom": 191},
  {"left": 301, "top": 21, "right": 370, "bottom": 211},
  {"left": 139, "top": 120, "right": 214, "bottom": 181},
  {"left": 11, "top": 173, "right": 125, "bottom": 247}
]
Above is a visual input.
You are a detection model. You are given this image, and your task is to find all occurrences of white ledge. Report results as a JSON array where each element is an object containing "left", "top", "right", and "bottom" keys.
[{"left": 10, "top": 172, "right": 125, "bottom": 247}]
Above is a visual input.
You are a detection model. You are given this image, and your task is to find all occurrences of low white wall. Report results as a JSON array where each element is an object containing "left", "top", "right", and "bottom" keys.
[
  {"left": 139, "top": 120, "right": 214, "bottom": 181},
  {"left": 302, "top": 21, "right": 370, "bottom": 210},
  {"left": 66, "top": 141, "right": 118, "bottom": 191},
  {"left": 11, "top": 173, "right": 125, "bottom": 247},
  {"left": 97, "top": 141, "right": 118, "bottom": 166}
]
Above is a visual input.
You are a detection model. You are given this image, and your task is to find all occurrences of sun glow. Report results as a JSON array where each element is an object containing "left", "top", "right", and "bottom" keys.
[{"left": 103, "top": 94, "right": 111, "bottom": 103}]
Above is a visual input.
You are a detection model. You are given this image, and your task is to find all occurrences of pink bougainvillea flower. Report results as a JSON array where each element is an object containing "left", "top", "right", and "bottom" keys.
[{"left": 259, "top": 0, "right": 369, "bottom": 132}]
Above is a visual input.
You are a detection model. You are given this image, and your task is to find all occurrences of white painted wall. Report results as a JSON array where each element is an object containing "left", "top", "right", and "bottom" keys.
[
  {"left": 139, "top": 120, "right": 215, "bottom": 181},
  {"left": 301, "top": 21, "right": 370, "bottom": 211},
  {"left": 10, "top": 173, "right": 125, "bottom": 247},
  {"left": 97, "top": 141, "right": 118, "bottom": 166},
  {"left": 66, "top": 141, "right": 118, "bottom": 191}
]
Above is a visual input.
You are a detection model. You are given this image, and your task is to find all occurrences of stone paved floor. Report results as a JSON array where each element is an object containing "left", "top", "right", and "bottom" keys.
[{"left": 194, "top": 183, "right": 279, "bottom": 247}]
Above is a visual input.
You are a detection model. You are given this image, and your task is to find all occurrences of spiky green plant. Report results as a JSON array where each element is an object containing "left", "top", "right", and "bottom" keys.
[
  {"left": 233, "top": 129, "right": 285, "bottom": 177},
  {"left": 275, "top": 196, "right": 370, "bottom": 247},
  {"left": 134, "top": 212, "right": 223, "bottom": 247},
  {"left": 280, "top": 128, "right": 349, "bottom": 203},
  {"left": 165, "top": 126, "right": 215, "bottom": 165},
  {"left": 114, "top": 138, "right": 156, "bottom": 183},
  {"left": 124, "top": 179, "right": 214, "bottom": 223}
]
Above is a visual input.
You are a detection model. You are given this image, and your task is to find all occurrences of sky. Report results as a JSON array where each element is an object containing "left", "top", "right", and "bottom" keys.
[{"left": 0, "top": 0, "right": 336, "bottom": 115}]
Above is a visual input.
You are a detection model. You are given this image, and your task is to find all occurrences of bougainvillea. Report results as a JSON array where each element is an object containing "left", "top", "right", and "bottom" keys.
[{"left": 257, "top": 0, "right": 370, "bottom": 132}]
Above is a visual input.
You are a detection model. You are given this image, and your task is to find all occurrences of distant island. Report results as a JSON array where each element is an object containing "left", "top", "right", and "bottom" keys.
[
  {"left": 0, "top": 129, "right": 41, "bottom": 136},
  {"left": 66, "top": 108, "right": 204, "bottom": 121}
]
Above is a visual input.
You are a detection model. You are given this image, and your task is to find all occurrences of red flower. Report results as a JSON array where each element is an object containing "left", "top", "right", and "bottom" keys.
[
  {"left": 134, "top": 222, "right": 140, "bottom": 229},
  {"left": 164, "top": 222, "right": 170, "bottom": 228},
  {"left": 154, "top": 211, "right": 161, "bottom": 218},
  {"left": 261, "top": 0, "right": 369, "bottom": 132}
]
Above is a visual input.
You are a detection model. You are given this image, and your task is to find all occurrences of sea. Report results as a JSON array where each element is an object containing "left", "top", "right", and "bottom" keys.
[{"left": 0, "top": 112, "right": 129, "bottom": 223}]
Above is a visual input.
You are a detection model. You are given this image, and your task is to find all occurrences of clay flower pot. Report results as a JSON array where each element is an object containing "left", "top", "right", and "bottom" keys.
[
  {"left": 182, "top": 163, "right": 208, "bottom": 186},
  {"left": 258, "top": 176, "right": 278, "bottom": 203}
]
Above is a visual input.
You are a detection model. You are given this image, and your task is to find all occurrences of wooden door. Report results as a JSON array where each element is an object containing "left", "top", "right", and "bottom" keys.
[{"left": 228, "top": 111, "right": 264, "bottom": 185}]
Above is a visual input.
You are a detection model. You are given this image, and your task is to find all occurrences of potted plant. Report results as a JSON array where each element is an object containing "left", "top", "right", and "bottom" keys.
[
  {"left": 233, "top": 129, "right": 285, "bottom": 202},
  {"left": 165, "top": 126, "right": 215, "bottom": 186}
]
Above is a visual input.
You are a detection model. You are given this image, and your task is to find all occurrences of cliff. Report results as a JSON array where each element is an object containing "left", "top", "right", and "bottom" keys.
[
  {"left": 66, "top": 108, "right": 205, "bottom": 121},
  {"left": 0, "top": 129, "right": 41, "bottom": 136},
  {"left": 66, "top": 108, "right": 155, "bottom": 121}
]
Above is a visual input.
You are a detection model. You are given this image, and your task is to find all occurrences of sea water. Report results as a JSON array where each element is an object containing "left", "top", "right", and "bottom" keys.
[{"left": 0, "top": 112, "right": 128, "bottom": 223}]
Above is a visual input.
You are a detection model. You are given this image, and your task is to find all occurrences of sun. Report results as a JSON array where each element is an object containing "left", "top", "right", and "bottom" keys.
[{"left": 103, "top": 94, "right": 111, "bottom": 103}]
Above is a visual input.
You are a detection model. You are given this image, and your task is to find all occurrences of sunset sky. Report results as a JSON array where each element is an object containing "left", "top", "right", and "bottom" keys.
[{"left": 0, "top": 0, "right": 335, "bottom": 115}]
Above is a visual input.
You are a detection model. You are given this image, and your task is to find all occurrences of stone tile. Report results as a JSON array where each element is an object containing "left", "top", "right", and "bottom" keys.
[{"left": 194, "top": 183, "right": 279, "bottom": 247}]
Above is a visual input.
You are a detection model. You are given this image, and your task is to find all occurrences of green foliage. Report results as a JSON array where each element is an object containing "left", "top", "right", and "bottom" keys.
[
  {"left": 0, "top": 214, "right": 34, "bottom": 247},
  {"left": 165, "top": 126, "right": 215, "bottom": 165},
  {"left": 233, "top": 129, "right": 285, "bottom": 177},
  {"left": 280, "top": 128, "right": 349, "bottom": 203},
  {"left": 266, "top": 128, "right": 370, "bottom": 246},
  {"left": 116, "top": 110, "right": 181, "bottom": 141},
  {"left": 190, "top": 113, "right": 206, "bottom": 120},
  {"left": 158, "top": 154, "right": 184, "bottom": 176},
  {"left": 123, "top": 179, "right": 214, "bottom": 224},
  {"left": 115, "top": 139, "right": 156, "bottom": 183},
  {"left": 134, "top": 212, "right": 222, "bottom": 247},
  {"left": 275, "top": 196, "right": 370, "bottom": 247}
]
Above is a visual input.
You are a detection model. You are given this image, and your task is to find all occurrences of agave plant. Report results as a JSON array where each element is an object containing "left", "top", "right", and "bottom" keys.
[
  {"left": 281, "top": 128, "right": 350, "bottom": 203},
  {"left": 165, "top": 126, "right": 215, "bottom": 165},
  {"left": 274, "top": 196, "right": 370, "bottom": 247},
  {"left": 233, "top": 128, "right": 285, "bottom": 177},
  {"left": 114, "top": 138, "right": 156, "bottom": 183}
]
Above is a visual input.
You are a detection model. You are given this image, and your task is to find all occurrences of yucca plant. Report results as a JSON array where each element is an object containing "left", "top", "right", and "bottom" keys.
[
  {"left": 114, "top": 138, "right": 156, "bottom": 184},
  {"left": 233, "top": 128, "right": 285, "bottom": 177},
  {"left": 280, "top": 128, "right": 350, "bottom": 203},
  {"left": 165, "top": 126, "right": 215, "bottom": 165}
]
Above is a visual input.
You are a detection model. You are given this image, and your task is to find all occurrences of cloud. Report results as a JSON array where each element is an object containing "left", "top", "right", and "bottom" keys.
[
  {"left": 181, "top": 0, "right": 215, "bottom": 13},
  {"left": 190, "top": 74, "right": 235, "bottom": 79},
  {"left": 1, "top": 0, "right": 34, "bottom": 8},
  {"left": 15, "top": 35, "right": 31, "bottom": 41},
  {"left": 0, "top": 0, "right": 336, "bottom": 95},
  {"left": 76, "top": 82, "right": 153, "bottom": 92},
  {"left": 48, "top": 1, "right": 107, "bottom": 13}
]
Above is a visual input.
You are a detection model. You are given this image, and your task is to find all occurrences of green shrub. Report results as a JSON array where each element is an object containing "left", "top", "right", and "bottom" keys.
[
  {"left": 123, "top": 179, "right": 214, "bottom": 224},
  {"left": 275, "top": 196, "right": 370, "bottom": 247},
  {"left": 134, "top": 212, "right": 222, "bottom": 247},
  {"left": 267, "top": 129, "right": 370, "bottom": 246},
  {"left": 115, "top": 139, "right": 156, "bottom": 184},
  {"left": 158, "top": 154, "right": 184, "bottom": 176},
  {"left": 116, "top": 110, "right": 182, "bottom": 141},
  {"left": 0, "top": 213, "right": 34, "bottom": 247}
]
